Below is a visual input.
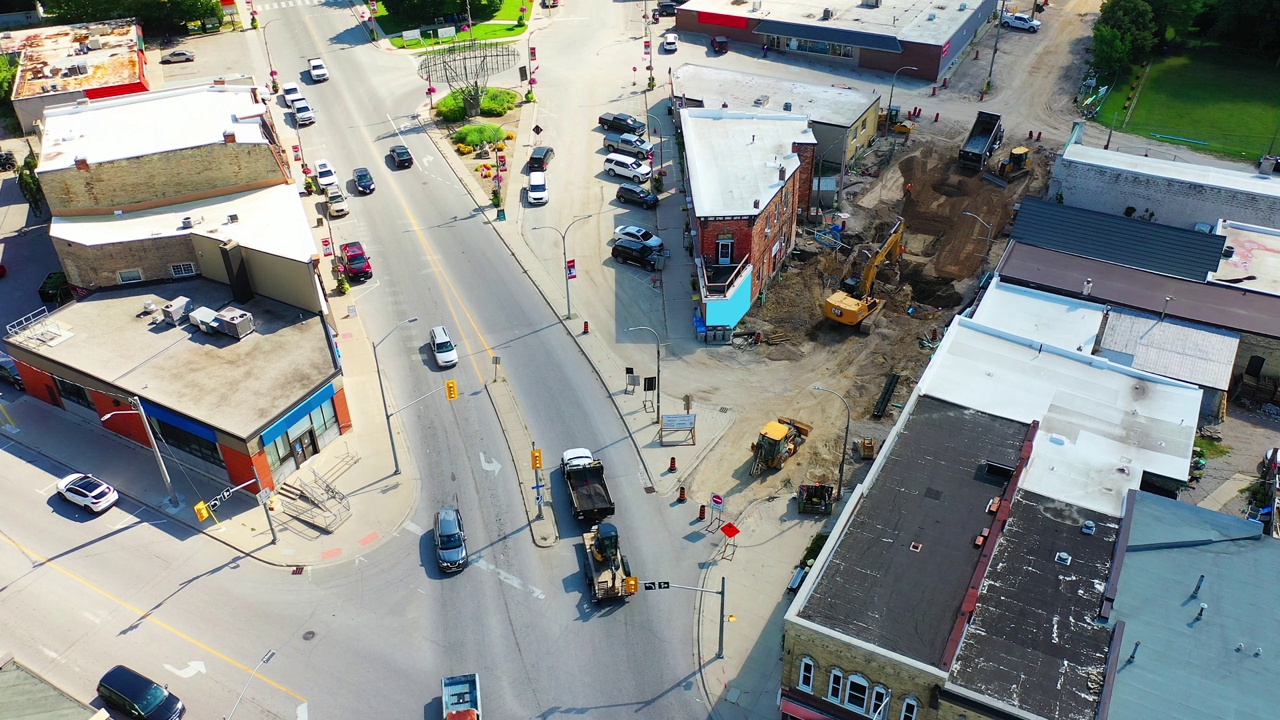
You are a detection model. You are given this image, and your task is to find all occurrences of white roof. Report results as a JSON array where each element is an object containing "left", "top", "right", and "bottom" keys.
[
  {"left": 672, "top": 64, "right": 878, "bottom": 129},
  {"left": 916, "top": 318, "right": 1201, "bottom": 517},
  {"left": 681, "top": 108, "right": 814, "bottom": 217},
  {"left": 971, "top": 278, "right": 1105, "bottom": 353},
  {"left": 39, "top": 84, "right": 268, "bottom": 171},
  {"left": 50, "top": 184, "right": 316, "bottom": 262},
  {"left": 1211, "top": 219, "right": 1280, "bottom": 296},
  {"left": 1062, "top": 144, "right": 1280, "bottom": 201},
  {"left": 676, "top": 0, "right": 976, "bottom": 45}
]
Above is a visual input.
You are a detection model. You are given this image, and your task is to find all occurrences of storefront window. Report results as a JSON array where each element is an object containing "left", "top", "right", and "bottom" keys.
[
  {"left": 154, "top": 418, "right": 225, "bottom": 468},
  {"left": 54, "top": 377, "right": 93, "bottom": 409}
]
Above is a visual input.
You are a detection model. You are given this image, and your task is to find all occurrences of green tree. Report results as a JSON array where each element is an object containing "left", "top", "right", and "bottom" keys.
[
  {"left": 1091, "top": 24, "right": 1133, "bottom": 80},
  {"left": 1099, "top": 0, "right": 1157, "bottom": 60},
  {"left": 41, "top": 0, "right": 221, "bottom": 32},
  {"left": 1144, "top": 0, "right": 1202, "bottom": 42},
  {"left": 1206, "top": 0, "right": 1280, "bottom": 58}
]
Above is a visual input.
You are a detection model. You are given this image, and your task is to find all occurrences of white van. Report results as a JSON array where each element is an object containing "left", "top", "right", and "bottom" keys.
[{"left": 603, "top": 153, "right": 652, "bottom": 182}]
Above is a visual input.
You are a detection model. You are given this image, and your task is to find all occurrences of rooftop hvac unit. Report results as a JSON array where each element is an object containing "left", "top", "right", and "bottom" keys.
[
  {"left": 77, "top": 61, "right": 88, "bottom": 75},
  {"left": 215, "top": 307, "right": 255, "bottom": 339},
  {"left": 87, "top": 36, "right": 102, "bottom": 50},
  {"left": 190, "top": 307, "right": 220, "bottom": 334},
  {"left": 863, "top": 0, "right": 881, "bottom": 6},
  {"left": 181, "top": 216, "right": 193, "bottom": 229},
  {"left": 822, "top": 7, "right": 833, "bottom": 20},
  {"left": 162, "top": 296, "right": 193, "bottom": 325}
]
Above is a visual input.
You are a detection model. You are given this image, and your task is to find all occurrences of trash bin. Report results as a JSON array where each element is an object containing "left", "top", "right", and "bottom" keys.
[
  {"left": 694, "top": 316, "right": 707, "bottom": 344},
  {"left": 655, "top": 254, "right": 666, "bottom": 271}
]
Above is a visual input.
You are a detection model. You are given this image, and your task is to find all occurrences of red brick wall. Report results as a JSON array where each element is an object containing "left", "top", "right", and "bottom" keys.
[
  {"left": 93, "top": 393, "right": 151, "bottom": 447},
  {"left": 13, "top": 362, "right": 55, "bottom": 405},
  {"left": 222, "top": 444, "right": 270, "bottom": 493},
  {"left": 333, "top": 386, "right": 353, "bottom": 432}
]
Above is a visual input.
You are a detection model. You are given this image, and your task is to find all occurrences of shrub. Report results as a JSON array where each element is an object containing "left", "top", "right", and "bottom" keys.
[
  {"left": 437, "top": 87, "right": 519, "bottom": 121},
  {"left": 436, "top": 92, "right": 467, "bottom": 122},
  {"left": 452, "top": 123, "right": 504, "bottom": 147},
  {"left": 455, "top": 143, "right": 474, "bottom": 155}
]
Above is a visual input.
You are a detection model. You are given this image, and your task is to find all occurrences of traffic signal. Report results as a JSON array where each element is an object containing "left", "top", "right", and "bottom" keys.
[
  {"left": 445, "top": 380, "right": 458, "bottom": 400},
  {"left": 531, "top": 448, "right": 544, "bottom": 470},
  {"left": 625, "top": 576, "right": 640, "bottom": 594},
  {"left": 194, "top": 501, "right": 210, "bottom": 522}
]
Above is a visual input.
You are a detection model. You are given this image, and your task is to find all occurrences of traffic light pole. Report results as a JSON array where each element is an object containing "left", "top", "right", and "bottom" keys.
[{"left": 659, "top": 578, "right": 729, "bottom": 659}]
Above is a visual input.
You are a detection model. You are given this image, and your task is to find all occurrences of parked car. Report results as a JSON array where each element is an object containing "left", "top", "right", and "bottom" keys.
[
  {"left": 603, "top": 133, "right": 654, "bottom": 159},
  {"left": 281, "top": 82, "right": 304, "bottom": 106},
  {"left": 97, "top": 665, "right": 185, "bottom": 720},
  {"left": 293, "top": 99, "right": 316, "bottom": 127},
  {"left": 314, "top": 159, "right": 338, "bottom": 187},
  {"left": 611, "top": 238, "right": 659, "bottom": 271},
  {"left": 0, "top": 351, "right": 23, "bottom": 390},
  {"left": 613, "top": 225, "right": 664, "bottom": 250},
  {"left": 711, "top": 36, "right": 729, "bottom": 53},
  {"left": 430, "top": 325, "right": 459, "bottom": 368},
  {"left": 616, "top": 183, "right": 659, "bottom": 208},
  {"left": 435, "top": 505, "right": 469, "bottom": 572},
  {"left": 528, "top": 146, "right": 555, "bottom": 171},
  {"left": 353, "top": 167, "right": 376, "bottom": 194},
  {"left": 657, "top": 2, "right": 678, "bottom": 16},
  {"left": 56, "top": 473, "right": 119, "bottom": 514},
  {"left": 308, "top": 57, "right": 329, "bottom": 82},
  {"left": 662, "top": 33, "right": 679, "bottom": 52},
  {"left": 527, "top": 171, "right": 549, "bottom": 205},
  {"left": 1000, "top": 12, "right": 1041, "bottom": 32},
  {"left": 599, "top": 112, "right": 646, "bottom": 135},
  {"left": 390, "top": 144, "right": 414, "bottom": 168},
  {"left": 339, "top": 241, "right": 372, "bottom": 281},
  {"left": 326, "top": 186, "right": 349, "bottom": 217},
  {"left": 160, "top": 50, "right": 195, "bottom": 64},
  {"left": 603, "top": 153, "right": 652, "bottom": 182}
]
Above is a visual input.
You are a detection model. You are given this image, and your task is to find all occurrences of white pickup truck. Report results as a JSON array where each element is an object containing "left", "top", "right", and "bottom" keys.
[
  {"left": 308, "top": 57, "right": 330, "bottom": 82},
  {"left": 1000, "top": 12, "right": 1041, "bottom": 32}
]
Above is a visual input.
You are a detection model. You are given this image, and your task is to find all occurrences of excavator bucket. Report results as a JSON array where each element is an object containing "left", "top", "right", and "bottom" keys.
[{"left": 777, "top": 417, "right": 813, "bottom": 437}]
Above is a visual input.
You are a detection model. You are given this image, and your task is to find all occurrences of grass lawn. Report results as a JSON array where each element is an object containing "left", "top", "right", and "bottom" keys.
[
  {"left": 1096, "top": 49, "right": 1280, "bottom": 160},
  {"left": 493, "top": 0, "right": 531, "bottom": 22},
  {"left": 390, "top": 23, "right": 526, "bottom": 48}
]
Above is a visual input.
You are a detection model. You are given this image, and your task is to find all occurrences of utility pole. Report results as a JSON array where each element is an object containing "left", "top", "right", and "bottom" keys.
[{"left": 987, "top": 0, "right": 1007, "bottom": 92}]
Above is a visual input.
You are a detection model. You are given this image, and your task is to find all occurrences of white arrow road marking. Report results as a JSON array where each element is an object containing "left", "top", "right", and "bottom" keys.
[
  {"left": 479, "top": 452, "right": 501, "bottom": 475},
  {"left": 163, "top": 661, "right": 206, "bottom": 678},
  {"left": 402, "top": 521, "right": 425, "bottom": 536},
  {"left": 471, "top": 557, "right": 545, "bottom": 600},
  {"left": 39, "top": 646, "right": 58, "bottom": 659}
]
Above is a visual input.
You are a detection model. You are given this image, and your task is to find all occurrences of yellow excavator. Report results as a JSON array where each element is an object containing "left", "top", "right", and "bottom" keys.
[{"left": 823, "top": 219, "right": 905, "bottom": 331}]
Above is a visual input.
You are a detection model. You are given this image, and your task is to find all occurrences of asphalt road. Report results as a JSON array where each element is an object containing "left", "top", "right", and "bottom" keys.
[{"left": 1, "top": 4, "right": 712, "bottom": 719}]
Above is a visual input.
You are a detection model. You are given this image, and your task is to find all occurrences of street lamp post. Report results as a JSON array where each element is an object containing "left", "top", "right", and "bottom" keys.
[
  {"left": 100, "top": 399, "right": 181, "bottom": 510},
  {"left": 260, "top": 18, "right": 280, "bottom": 93},
  {"left": 627, "top": 326, "right": 662, "bottom": 424},
  {"left": 962, "top": 211, "right": 994, "bottom": 268},
  {"left": 885, "top": 66, "right": 919, "bottom": 136},
  {"left": 812, "top": 385, "right": 851, "bottom": 499},
  {"left": 372, "top": 316, "right": 419, "bottom": 476},
  {"left": 225, "top": 649, "right": 275, "bottom": 720},
  {"left": 534, "top": 214, "right": 593, "bottom": 320}
]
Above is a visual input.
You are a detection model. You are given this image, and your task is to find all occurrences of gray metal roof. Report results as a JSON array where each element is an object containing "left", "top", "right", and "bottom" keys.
[
  {"left": 1097, "top": 307, "right": 1239, "bottom": 390},
  {"left": 754, "top": 20, "right": 904, "bottom": 52},
  {"left": 0, "top": 657, "right": 98, "bottom": 720},
  {"left": 1010, "top": 199, "right": 1227, "bottom": 281},
  {"left": 949, "top": 491, "right": 1116, "bottom": 720},
  {"left": 797, "top": 396, "right": 1029, "bottom": 668},
  {"left": 996, "top": 243, "right": 1280, "bottom": 339},
  {"left": 1103, "top": 492, "right": 1280, "bottom": 720}
]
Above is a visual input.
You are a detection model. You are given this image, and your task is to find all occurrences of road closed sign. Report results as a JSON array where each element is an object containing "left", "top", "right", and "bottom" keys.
[{"left": 710, "top": 493, "right": 725, "bottom": 511}]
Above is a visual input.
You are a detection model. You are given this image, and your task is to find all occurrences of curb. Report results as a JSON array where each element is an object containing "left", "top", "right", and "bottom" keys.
[{"left": 485, "top": 379, "right": 560, "bottom": 547}]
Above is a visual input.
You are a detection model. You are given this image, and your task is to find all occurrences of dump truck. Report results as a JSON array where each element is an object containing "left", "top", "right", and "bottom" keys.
[
  {"left": 441, "top": 673, "right": 481, "bottom": 720},
  {"left": 561, "top": 449, "right": 615, "bottom": 524},
  {"left": 749, "top": 417, "right": 812, "bottom": 476},
  {"left": 958, "top": 111, "right": 1004, "bottom": 170},
  {"left": 824, "top": 219, "right": 905, "bottom": 330},
  {"left": 582, "top": 522, "right": 636, "bottom": 602}
]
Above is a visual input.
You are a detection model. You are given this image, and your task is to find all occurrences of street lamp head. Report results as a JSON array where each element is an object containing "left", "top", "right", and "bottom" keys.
[
  {"left": 812, "top": 384, "right": 825, "bottom": 391},
  {"left": 407, "top": 317, "right": 419, "bottom": 323},
  {"left": 99, "top": 409, "right": 137, "bottom": 422}
]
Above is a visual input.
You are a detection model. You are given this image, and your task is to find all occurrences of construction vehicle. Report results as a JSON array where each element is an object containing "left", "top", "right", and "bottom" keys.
[
  {"left": 859, "top": 437, "right": 877, "bottom": 461},
  {"left": 958, "top": 111, "right": 1004, "bottom": 170},
  {"left": 441, "top": 673, "right": 481, "bottom": 720},
  {"left": 561, "top": 449, "right": 616, "bottom": 524},
  {"left": 823, "top": 219, "right": 905, "bottom": 331},
  {"left": 797, "top": 484, "right": 834, "bottom": 514},
  {"left": 582, "top": 522, "right": 637, "bottom": 602},
  {"left": 749, "top": 417, "right": 813, "bottom": 476},
  {"left": 997, "top": 146, "right": 1031, "bottom": 180}
]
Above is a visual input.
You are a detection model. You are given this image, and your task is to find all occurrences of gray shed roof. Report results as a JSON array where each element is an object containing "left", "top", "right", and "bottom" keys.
[
  {"left": 0, "top": 657, "right": 98, "bottom": 720},
  {"left": 1010, "top": 199, "right": 1226, "bottom": 281},
  {"left": 754, "top": 20, "right": 904, "bottom": 52},
  {"left": 1097, "top": 307, "right": 1239, "bottom": 390}
]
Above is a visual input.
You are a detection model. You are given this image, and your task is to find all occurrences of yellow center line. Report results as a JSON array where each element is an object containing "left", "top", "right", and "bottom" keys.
[{"left": 0, "top": 534, "right": 307, "bottom": 702}]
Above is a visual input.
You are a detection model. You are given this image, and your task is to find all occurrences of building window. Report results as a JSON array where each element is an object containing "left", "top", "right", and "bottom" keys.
[
  {"left": 118, "top": 268, "right": 143, "bottom": 283},
  {"left": 870, "top": 686, "right": 889, "bottom": 716},
  {"left": 171, "top": 262, "right": 197, "bottom": 278},
  {"left": 797, "top": 657, "right": 815, "bottom": 693},
  {"left": 900, "top": 696, "right": 919, "bottom": 720},
  {"left": 861, "top": 118, "right": 868, "bottom": 133},
  {"left": 154, "top": 418, "right": 226, "bottom": 468},
  {"left": 54, "top": 377, "right": 93, "bottom": 409},
  {"left": 716, "top": 238, "right": 734, "bottom": 265},
  {"left": 827, "top": 669, "right": 844, "bottom": 702},
  {"left": 266, "top": 434, "right": 291, "bottom": 469},
  {"left": 844, "top": 674, "right": 868, "bottom": 711}
]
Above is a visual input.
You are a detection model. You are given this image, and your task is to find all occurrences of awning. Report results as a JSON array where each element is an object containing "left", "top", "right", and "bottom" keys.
[
  {"left": 755, "top": 20, "right": 903, "bottom": 52},
  {"left": 781, "top": 698, "right": 838, "bottom": 720}
]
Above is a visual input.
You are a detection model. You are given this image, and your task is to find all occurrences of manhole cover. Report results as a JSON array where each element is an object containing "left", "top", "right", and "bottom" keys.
[{"left": 302, "top": 631, "right": 316, "bottom": 641}]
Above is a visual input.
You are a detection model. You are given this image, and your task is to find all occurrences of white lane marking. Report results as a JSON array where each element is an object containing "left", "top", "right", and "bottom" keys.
[
  {"left": 163, "top": 661, "right": 206, "bottom": 678},
  {"left": 297, "top": 703, "right": 309, "bottom": 720},
  {"left": 479, "top": 452, "right": 501, "bottom": 475},
  {"left": 82, "top": 610, "right": 104, "bottom": 624},
  {"left": 40, "top": 646, "right": 58, "bottom": 659},
  {"left": 402, "top": 520, "right": 425, "bottom": 536},
  {"left": 471, "top": 557, "right": 545, "bottom": 600}
]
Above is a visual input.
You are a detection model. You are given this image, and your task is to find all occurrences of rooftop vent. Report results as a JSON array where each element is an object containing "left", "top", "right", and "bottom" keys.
[
  {"left": 822, "top": 7, "right": 833, "bottom": 20},
  {"left": 928, "top": 12, "right": 937, "bottom": 20},
  {"left": 910, "top": 542, "right": 923, "bottom": 552},
  {"left": 862, "top": 0, "right": 882, "bottom": 6},
  {"left": 783, "top": 101, "right": 792, "bottom": 111},
  {"left": 227, "top": 214, "right": 239, "bottom": 224},
  {"left": 181, "top": 216, "right": 193, "bottom": 229},
  {"left": 959, "top": 2, "right": 967, "bottom": 8},
  {"left": 753, "top": 199, "right": 761, "bottom": 209},
  {"left": 1055, "top": 551, "right": 1072, "bottom": 565},
  {"left": 752, "top": 94, "right": 769, "bottom": 107},
  {"left": 1082, "top": 520, "right": 1096, "bottom": 535}
]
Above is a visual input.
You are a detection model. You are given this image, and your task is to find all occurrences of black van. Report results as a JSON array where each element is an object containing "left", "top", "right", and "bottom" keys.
[{"left": 97, "top": 665, "right": 185, "bottom": 720}]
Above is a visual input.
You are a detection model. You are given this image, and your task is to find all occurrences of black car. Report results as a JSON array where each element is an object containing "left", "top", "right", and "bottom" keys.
[
  {"left": 353, "top": 167, "right": 376, "bottom": 194},
  {"left": 97, "top": 665, "right": 185, "bottom": 720},
  {"left": 711, "top": 36, "right": 729, "bottom": 53},
  {"left": 435, "top": 505, "right": 469, "bottom": 572},
  {"left": 657, "top": 2, "right": 677, "bottom": 15},
  {"left": 528, "top": 145, "right": 554, "bottom": 171},
  {"left": 616, "top": 183, "right": 659, "bottom": 209},
  {"left": 599, "top": 112, "right": 646, "bottom": 135},
  {"left": 390, "top": 145, "right": 414, "bottom": 168},
  {"left": 611, "top": 238, "right": 658, "bottom": 271}
]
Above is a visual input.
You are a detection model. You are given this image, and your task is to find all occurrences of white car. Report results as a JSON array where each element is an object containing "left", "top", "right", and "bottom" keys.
[
  {"left": 326, "top": 185, "right": 349, "bottom": 217},
  {"left": 314, "top": 159, "right": 338, "bottom": 188},
  {"left": 613, "top": 225, "right": 664, "bottom": 250},
  {"left": 662, "top": 33, "right": 678, "bottom": 52},
  {"left": 293, "top": 99, "right": 316, "bottom": 126},
  {"left": 527, "top": 171, "right": 549, "bottom": 205},
  {"left": 56, "top": 473, "right": 119, "bottom": 513},
  {"left": 308, "top": 57, "right": 330, "bottom": 82},
  {"left": 281, "top": 82, "right": 304, "bottom": 106},
  {"left": 430, "top": 325, "right": 459, "bottom": 368}
]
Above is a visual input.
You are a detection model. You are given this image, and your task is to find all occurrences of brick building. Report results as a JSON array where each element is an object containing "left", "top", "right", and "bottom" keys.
[
  {"left": 781, "top": 317, "right": 1202, "bottom": 720},
  {"left": 680, "top": 108, "right": 814, "bottom": 334}
]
